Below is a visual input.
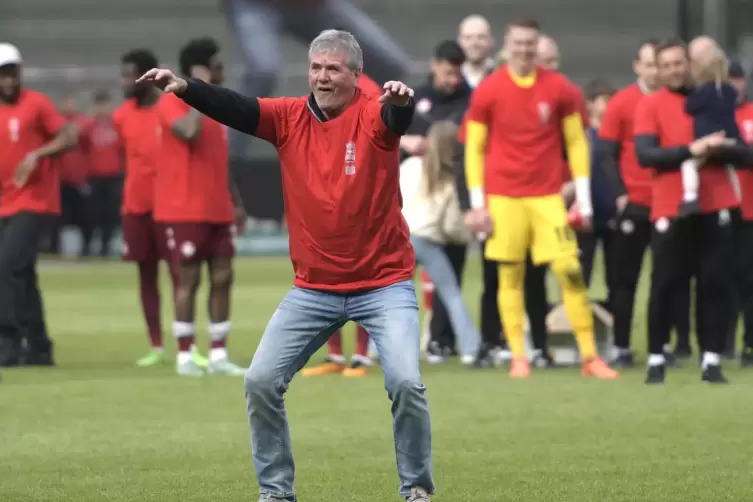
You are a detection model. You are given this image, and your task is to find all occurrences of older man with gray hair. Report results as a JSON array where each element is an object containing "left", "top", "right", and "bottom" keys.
[{"left": 137, "top": 29, "right": 434, "bottom": 502}]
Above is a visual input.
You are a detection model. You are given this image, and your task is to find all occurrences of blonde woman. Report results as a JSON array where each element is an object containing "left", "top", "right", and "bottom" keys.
[{"left": 401, "top": 121, "right": 481, "bottom": 363}]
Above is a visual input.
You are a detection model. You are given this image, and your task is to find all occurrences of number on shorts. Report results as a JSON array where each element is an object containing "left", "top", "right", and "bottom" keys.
[{"left": 555, "top": 226, "right": 575, "bottom": 243}]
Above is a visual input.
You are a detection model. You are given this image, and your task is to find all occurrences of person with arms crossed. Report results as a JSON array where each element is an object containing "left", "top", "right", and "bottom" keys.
[
  {"left": 0, "top": 43, "right": 76, "bottom": 367},
  {"left": 463, "top": 18, "right": 618, "bottom": 379},
  {"left": 634, "top": 39, "right": 751, "bottom": 385},
  {"left": 113, "top": 49, "right": 182, "bottom": 368},
  {"left": 137, "top": 29, "right": 433, "bottom": 501},
  {"left": 155, "top": 38, "right": 247, "bottom": 377}
]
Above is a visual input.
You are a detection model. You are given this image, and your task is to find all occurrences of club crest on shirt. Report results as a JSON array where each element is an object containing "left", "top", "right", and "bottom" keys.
[
  {"left": 8, "top": 117, "right": 19, "bottom": 143},
  {"left": 181, "top": 241, "right": 196, "bottom": 258},
  {"left": 744, "top": 120, "right": 753, "bottom": 143},
  {"left": 416, "top": 98, "right": 432, "bottom": 115},
  {"left": 345, "top": 141, "right": 356, "bottom": 175},
  {"left": 537, "top": 102, "right": 550, "bottom": 124}
]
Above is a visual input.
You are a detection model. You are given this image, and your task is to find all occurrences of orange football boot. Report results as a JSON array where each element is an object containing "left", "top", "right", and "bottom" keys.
[
  {"left": 509, "top": 357, "right": 531, "bottom": 378},
  {"left": 582, "top": 357, "right": 619, "bottom": 379},
  {"left": 302, "top": 358, "right": 346, "bottom": 376}
]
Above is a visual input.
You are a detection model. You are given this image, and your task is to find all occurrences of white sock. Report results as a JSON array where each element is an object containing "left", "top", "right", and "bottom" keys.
[
  {"left": 209, "top": 347, "right": 228, "bottom": 362},
  {"left": 351, "top": 354, "right": 373, "bottom": 366},
  {"left": 328, "top": 354, "right": 347, "bottom": 364},
  {"left": 173, "top": 321, "right": 194, "bottom": 338},
  {"left": 648, "top": 353, "right": 666, "bottom": 366},
  {"left": 680, "top": 158, "right": 700, "bottom": 202},
  {"left": 177, "top": 351, "right": 192, "bottom": 365},
  {"left": 702, "top": 352, "right": 720, "bottom": 369}
]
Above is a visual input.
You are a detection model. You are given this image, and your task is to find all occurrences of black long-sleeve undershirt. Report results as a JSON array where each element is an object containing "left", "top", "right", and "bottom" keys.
[
  {"left": 634, "top": 134, "right": 692, "bottom": 171},
  {"left": 178, "top": 77, "right": 414, "bottom": 138},
  {"left": 179, "top": 78, "right": 261, "bottom": 136},
  {"left": 597, "top": 139, "right": 626, "bottom": 196}
]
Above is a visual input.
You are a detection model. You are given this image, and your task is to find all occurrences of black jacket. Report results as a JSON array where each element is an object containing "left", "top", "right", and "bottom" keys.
[{"left": 405, "top": 77, "right": 472, "bottom": 136}]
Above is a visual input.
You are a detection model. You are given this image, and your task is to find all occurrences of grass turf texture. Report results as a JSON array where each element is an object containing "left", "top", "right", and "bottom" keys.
[{"left": 1, "top": 256, "right": 751, "bottom": 502}]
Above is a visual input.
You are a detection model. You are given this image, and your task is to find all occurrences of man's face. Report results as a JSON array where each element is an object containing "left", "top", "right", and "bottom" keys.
[
  {"left": 536, "top": 39, "right": 559, "bottom": 70},
  {"left": 587, "top": 95, "right": 610, "bottom": 129},
  {"left": 308, "top": 50, "right": 359, "bottom": 113},
  {"left": 504, "top": 27, "right": 538, "bottom": 69},
  {"left": 634, "top": 44, "right": 658, "bottom": 90},
  {"left": 0, "top": 64, "right": 21, "bottom": 103},
  {"left": 657, "top": 47, "right": 689, "bottom": 90},
  {"left": 689, "top": 36, "right": 717, "bottom": 63},
  {"left": 430, "top": 59, "right": 463, "bottom": 95},
  {"left": 729, "top": 76, "right": 746, "bottom": 103},
  {"left": 208, "top": 53, "right": 224, "bottom": 85},
  {"left": 121, "top": 62, "right": 145, "bottom": 99},
  {"left": 458, "top": 23, "right": 493, "bottom": 65}
]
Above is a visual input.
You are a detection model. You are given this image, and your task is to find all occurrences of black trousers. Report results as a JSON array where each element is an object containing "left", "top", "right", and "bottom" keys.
[
  {"left": 88, "top": 175, "right": 123, "bottom": 256},
  {"left": 648, "top": 211, "right": 735, "bottom": 356},
  {"left": 480, "top": 252, "right": 503, "bottom": 347},
  {"left": 50, "top": 183, "right": 91, "bottom": 256},
  {"left": 609, "top": 208, "right": 691, "bottom": 351},
  {"left": 736, "top": 218, "right": 753, "bottom": 350},
  {"left": 577, "top": 226, "right": 614, "bottom": 294},
  {"left": 0, "top": 213, "right": 52, "bottom": 362},
  {"left": 429, "top": 243, "right": 467, "bottom": 350}
]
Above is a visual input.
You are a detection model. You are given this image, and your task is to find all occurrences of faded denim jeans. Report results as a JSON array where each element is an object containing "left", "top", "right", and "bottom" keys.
[{"left": 243, "top": 280, "right": 435, "bottom": 500}]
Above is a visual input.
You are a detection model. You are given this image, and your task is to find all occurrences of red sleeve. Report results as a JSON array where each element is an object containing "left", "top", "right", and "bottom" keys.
[
  {"left": 456, "top": 116, "right": 467, "bottom": 144},
  {"left": 599, "top": 93, "right": 623, "bottom": 141},
  {"left": 558, "top": 79, "right": 582, "bottom": 121},
  {"left": 633, "top": 95, "right": 659, "bottom": 136},
  {"left": 363, "top": 100, "right": 400, "bottom": 149},
  {"left": 465, "top": 80, "right": 494, "bottom": 126},
  {"left": 157, "top": 94, "right": 190, "bottom": 134},
  {"left": 36, "top": 94, "right": 67, "bottom": 138},
  {"left": 256, "top": 97, "right": 292, "bottom": 146}
]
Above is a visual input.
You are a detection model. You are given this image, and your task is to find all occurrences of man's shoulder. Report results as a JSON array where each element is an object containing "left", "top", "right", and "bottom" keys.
[{"left": 18, "top": 89, "right": 54, "bottom": 112}]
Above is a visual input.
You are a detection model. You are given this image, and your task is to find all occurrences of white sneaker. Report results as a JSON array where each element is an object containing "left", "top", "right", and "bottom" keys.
[
  {"left": 460, "top": 354, "right": 475, "bottom": 365},
  {"left": 406, "top": 487, "right": 430, "bottom": 501},
  {"left": 492, "top": 347, "right": 513, "bottom": 364},
  {"left": 208, "top": 358, "right": 246, "bottom": 376},
  {"left": 177, "top": 359, "right": 204, "bottom": 377}
]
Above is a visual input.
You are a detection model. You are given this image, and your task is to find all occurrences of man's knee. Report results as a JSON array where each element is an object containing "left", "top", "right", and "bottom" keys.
[
  {"left": 385, "top": 375, "right": 425, "bottom": 402},
  {"left": 244, "top": 362, "right": 279, "bottom": 399},
  {"left": 550, "top": 255, "right": 586, "bottom": 291},
  {"left": 210, "top": 264, "right": 233, "bottom": 291}
]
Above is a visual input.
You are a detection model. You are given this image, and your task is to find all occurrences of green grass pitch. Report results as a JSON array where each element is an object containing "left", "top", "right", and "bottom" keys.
[{"left": 1, "top": 256, "right": 752, "bottom": 501}]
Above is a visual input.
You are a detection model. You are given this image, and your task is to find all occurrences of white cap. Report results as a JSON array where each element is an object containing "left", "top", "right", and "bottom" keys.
[{"left": 0, "top": 43, "right": 22, "bottom": 68}]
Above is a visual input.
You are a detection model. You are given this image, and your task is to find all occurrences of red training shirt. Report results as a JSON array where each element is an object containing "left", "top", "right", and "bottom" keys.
[
  {"left": 112, "top": 98, "right": 161, "bottom": 215},
  {"left": 155, "top": 93, "right": 234, "bottom": 223},
  {"left": 465, "top": 65, "right": 580, "bottom": 197},
  {"left": 255, "top": 90, "right": 415, "bottom": 291},
  {"left": 599, "top": 82, "right": 652, "bottom": 207},
  {"left": 56, "top": 113, "right": 91, "bottom": 187},
  {"left": 633, "top": 88, "right": 739, "bottom": 220},
  {"left": 81, "top": 115, "right": 123, "bottom": 178},
  {"left": 735, "top": 102, "right": 753, "bottom": 220},
  {"left": 358, "top": 75, "right": 383, "bottom": 98},
  {"left": 0, "top": 89, "right": 66, "bottom": 217}
]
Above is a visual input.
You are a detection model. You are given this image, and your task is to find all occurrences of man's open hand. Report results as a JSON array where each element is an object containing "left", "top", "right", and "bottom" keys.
[
  {"left": 378, "top": 81, "right": 414, "bottom": 106},
  {"left": 136, "top": 68, "right": 188, "bottom": 94}
]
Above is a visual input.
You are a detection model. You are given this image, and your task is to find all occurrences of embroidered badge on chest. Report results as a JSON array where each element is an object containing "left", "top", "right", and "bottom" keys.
[
  {"left": 345, "top": 141, "right": 356, "bottom": 175},
  {"left": 537, "top": 102, "right": 550, "bottom": 125}
]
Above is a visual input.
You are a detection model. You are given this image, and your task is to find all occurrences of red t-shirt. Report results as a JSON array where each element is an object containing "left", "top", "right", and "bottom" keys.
[
  {"left": 464, "top": 66, "right": 580, "bottom": 197},
  {"left": 599, "top": 83, "right": 652, "bottom": 207},
  {"left": 56, "top": 113, "right": 91, "bottom": 186},
  {"left": 155, "top": 93, "right": 234, "bottom": 223},
  {"left": 81, "top": 115, "right": 123, "bottom": 178},
  {"left": 0, "top": 89, "right": 65, "bottom": 217},
  {"left": 113, "top": 98, "right": 161, "bottom": 215},
  {"left": 633, "top": 88, "right": 739, "bottom": 220},
  {"left": 735, "top": 102, "right": 753, "bottom": 220},
  {"left": 358, "top": 75, "right": 382, "bottom": 98},
  {"left": 255, "top": 90, "right": 415, "bottom": 291}
]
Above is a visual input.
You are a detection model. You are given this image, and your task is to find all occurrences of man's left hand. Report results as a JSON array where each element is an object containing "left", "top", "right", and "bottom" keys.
[
  {"left": 14, "top": 152, "right": 38, "bottom": 188},
  {"left": 234, "top": 207, "right": 248, "bottom": 234},
  {"left": 378, "top": 81, "right": 414, "bottom": 106}
]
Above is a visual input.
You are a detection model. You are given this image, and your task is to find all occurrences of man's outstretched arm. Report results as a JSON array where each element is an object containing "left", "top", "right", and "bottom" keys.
[{"left": 178, "top": 78, "right": 261, "bottom": 136}]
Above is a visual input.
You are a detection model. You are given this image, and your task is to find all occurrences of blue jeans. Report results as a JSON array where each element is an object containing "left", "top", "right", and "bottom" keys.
[
  {"left": 243, "top": 280, "right": 434, "bottom": 500},
  {"left": 411, "top": 236, "right": 481, "bottom": 357}
]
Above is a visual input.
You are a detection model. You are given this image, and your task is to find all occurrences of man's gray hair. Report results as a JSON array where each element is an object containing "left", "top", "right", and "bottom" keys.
[{"left": 309, "top": 29, "right": 363, "bottom": 71}]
